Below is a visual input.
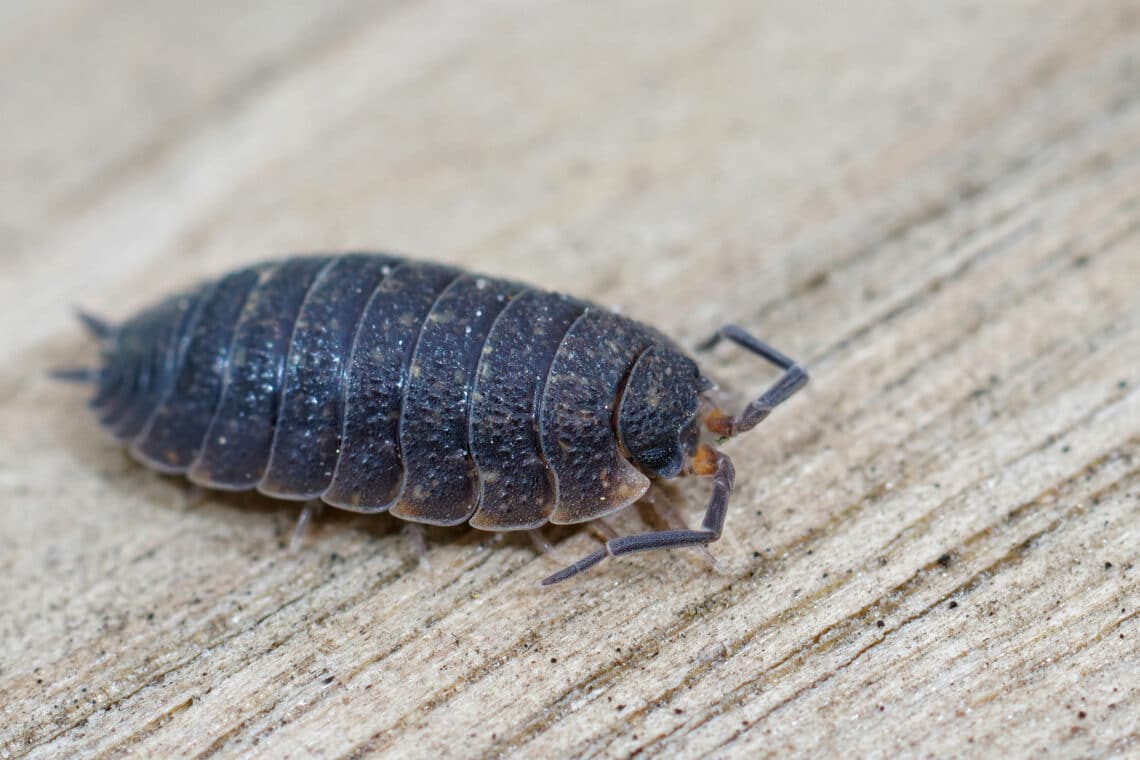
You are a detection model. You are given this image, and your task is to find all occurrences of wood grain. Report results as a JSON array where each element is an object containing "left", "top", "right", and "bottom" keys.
[{"left": 1, "top": 1, "right": 1137, "bottom": 757}]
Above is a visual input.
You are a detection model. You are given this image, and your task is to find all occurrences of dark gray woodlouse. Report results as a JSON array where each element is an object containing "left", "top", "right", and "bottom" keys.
[{"left": 56, "top": 254, "right": 808, "bottom": 584}]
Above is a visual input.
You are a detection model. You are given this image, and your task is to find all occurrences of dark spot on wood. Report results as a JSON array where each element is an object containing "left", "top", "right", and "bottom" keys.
[
  {"left": 949, "top": 601, "right": 958, "bottom": 609},
  {"left": 804, "top": 270, "right": 830, "bottom": 291}
]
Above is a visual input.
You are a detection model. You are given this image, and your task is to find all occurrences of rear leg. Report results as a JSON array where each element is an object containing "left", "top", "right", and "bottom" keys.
[
  {"left": 287, "top": 505, "right": 433, "bottom": 575},
  {"left": 403, "top": 523, "right": 432, "bottom": 572},
  {"left": 288, "top": 500, "right": 324, "bottom": 552},
  {"left": 588, "top": 519, "right": 620, "bottom": 542},
  {"left": 528, "top": 528, "right": 579, "bottom": 570},
  {"left": 527, "top": 529, "right": 555, "bottom": 555},
  {"left": 183, "top": 483, "right": 209, "bottom": 510}
]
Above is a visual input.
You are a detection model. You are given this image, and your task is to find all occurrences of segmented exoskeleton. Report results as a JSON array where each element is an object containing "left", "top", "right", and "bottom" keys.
[{"left": 56, "top": 254, "right": 808, "bottom": 584}]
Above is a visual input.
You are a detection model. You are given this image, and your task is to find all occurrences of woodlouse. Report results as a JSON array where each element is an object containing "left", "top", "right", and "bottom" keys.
[{"left": 56, "top": 253, "right": 808, "bottom": 584}]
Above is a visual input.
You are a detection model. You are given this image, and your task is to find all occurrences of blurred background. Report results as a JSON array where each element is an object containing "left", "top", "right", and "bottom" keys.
[{"left": 7, "top": 2, "right": 1129, "bottom": 352}]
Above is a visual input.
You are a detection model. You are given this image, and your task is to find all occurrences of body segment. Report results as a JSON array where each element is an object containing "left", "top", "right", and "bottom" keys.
[
  {"left": 260, "top": 254, "right": 397, "bottom": 498},
  {"left": 323, "top": 261, "right": 461, "bottom": 510},
  {"left": 132, "top": 266, "right": 266, "bottom": 472},
  {"left": 188, "top": 257, "right": 331, "bottom": 489},
  {"left": 539, "top": 309, "right": 657, "bottom": 524},
  {"left": 390, "top": 274, "right": 524, "bottom": 525},
  {"left": 468, "top": 290, "right": 586, "bottom": 530}
]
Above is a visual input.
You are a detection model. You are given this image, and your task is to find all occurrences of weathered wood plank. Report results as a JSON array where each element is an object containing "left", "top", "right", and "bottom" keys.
[{"left": 1, "top": 1, "right": 1137, "bottom": 758}]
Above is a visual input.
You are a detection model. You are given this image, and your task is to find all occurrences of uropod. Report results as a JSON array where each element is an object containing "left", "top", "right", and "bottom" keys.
[{"left": 55, "top": 254, "right": 808, "bottom": 584}]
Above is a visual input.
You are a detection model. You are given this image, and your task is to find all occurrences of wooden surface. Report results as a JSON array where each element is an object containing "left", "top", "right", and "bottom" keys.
[{"left": 2, "top": 2, "right": 1138, "bottom": 757}]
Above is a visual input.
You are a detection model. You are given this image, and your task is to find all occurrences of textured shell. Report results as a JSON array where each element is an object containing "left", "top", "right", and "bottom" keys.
[{"left": 91, "top": 254, "right": 691, "bottom": 530}]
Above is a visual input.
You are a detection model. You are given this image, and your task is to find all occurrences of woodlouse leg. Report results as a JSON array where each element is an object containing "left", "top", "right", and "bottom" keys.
[
  {"left": 288, "top": 500, "right": 324, "bottom": 552},
  {"left": 640, "top": 487, "right": 690, "bottom": 532},
  {"left": 183, "top": 484, "right": 208, "bottom": 510},
  {"left": 698, "top": 324, "right": 808, "bottom": 436},
  {"left": 527, "top": 528, "right": 573, "bottom": 567},
  {"left": 404, "top": 524, "right": 431, "bottom": 572},
  {"left": 588, "top": 519, "right": 620, "bottom": 542},
  {"left": 527, "top": 529, "right": 555, "bottom": 555},
  {"left": 541, "top": 452, "right": 735, "bottom": 585}
]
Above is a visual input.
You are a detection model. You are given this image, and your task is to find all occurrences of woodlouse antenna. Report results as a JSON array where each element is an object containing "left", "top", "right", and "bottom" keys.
[
  {"left": 697, "top": 324, "right": 808, "bottom": 438},
  {"left": 540, "top": 449, "right": 735, "bottom": 585}
]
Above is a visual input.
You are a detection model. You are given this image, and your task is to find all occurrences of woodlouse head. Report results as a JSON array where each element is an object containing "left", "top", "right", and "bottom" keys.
[{"left": 616, "top": 345, "right": 706, "bottom": 479}]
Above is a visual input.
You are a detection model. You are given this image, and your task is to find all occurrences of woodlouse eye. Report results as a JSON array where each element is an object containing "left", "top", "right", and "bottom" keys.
[
  {"left": 634, "top": 445, "right": 683, "bottom": 478},
  {"left": 637, "top": 446, "right": 672, "bottom": 471}
]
